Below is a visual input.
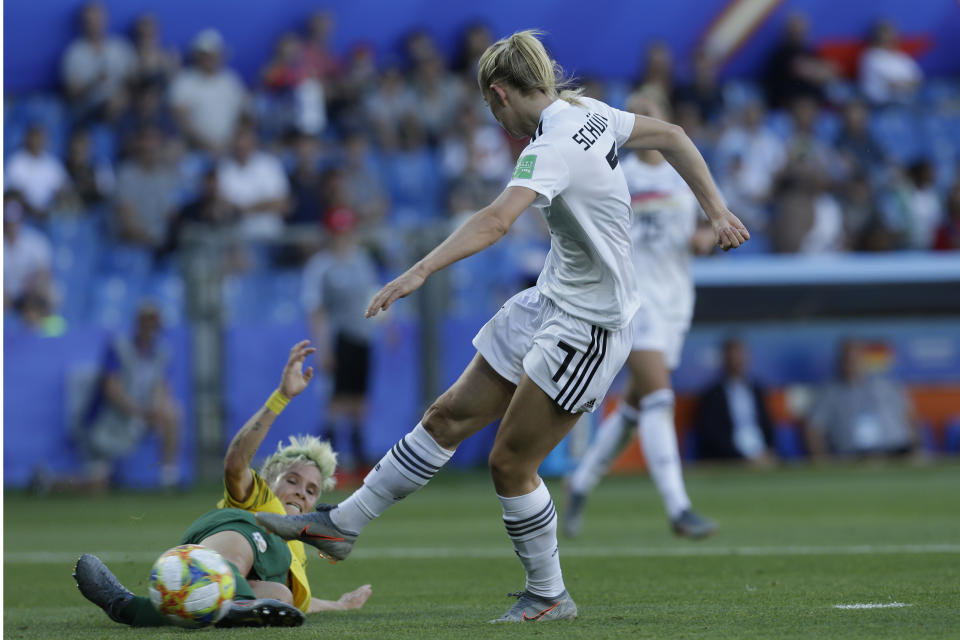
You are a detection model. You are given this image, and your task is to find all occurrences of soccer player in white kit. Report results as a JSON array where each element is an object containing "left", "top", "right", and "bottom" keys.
[
  {"left": 257, "top": 31, "right": 748, "bottom": 622},
  {"left": 564, "top": 95, "right": 719, "bottom": 540}
]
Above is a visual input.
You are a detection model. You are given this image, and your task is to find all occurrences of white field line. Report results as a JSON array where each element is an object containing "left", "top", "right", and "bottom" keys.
[
  {"left": 833, "top": 603, "right": 913, "bottom": 609},
  {"left": 6, "top": 543, "right": 960, "bottom": 564}
]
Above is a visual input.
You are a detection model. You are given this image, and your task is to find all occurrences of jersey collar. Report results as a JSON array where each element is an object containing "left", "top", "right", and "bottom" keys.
[{"left": 530, "top": 99, "right": 570, "bottom": 141}]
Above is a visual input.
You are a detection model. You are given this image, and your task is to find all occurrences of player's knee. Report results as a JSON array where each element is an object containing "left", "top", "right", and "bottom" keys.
[
  {"left": 249, "top": 580, "right": 294, "bottom": 605},
  {"left": 422, "top": 399, "right": 462, "bottom": 449},
  {"left": 488, "top": 447, "right": 525, "bottom": 488}
]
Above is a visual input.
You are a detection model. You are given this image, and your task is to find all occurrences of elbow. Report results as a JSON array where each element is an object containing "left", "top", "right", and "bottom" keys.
[{"left": 664, "top": 123, "right": 688, "bottom": 149}]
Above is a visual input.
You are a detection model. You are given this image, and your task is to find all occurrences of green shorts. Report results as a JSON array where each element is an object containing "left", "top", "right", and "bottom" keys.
[{"left": 179, "top": 508, "right": 292, "bottom": 601}]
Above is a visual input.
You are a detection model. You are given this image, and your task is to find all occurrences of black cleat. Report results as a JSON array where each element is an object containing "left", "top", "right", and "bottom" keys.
[
  {"left": 215, "top": 598, "right": 305, "bottom": 628},
  {"left": 72, "top": 554, "right": 135, "bottom": 624}
]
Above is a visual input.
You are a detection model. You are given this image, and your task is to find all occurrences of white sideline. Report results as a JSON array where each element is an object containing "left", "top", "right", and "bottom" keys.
[
  {"left": 7, "top": 543, "right": 960, "bottom": 564},
  {"left": 833, "top": 603, "right": 913, "bottom": 609}
]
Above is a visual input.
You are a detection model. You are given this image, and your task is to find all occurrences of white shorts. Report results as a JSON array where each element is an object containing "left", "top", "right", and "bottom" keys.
[
  {"left": 629, "top": 305, "right": 690, "bottom": 370},
  {"left": 473, "top": 287, "right": 633, "bottom": 413}
]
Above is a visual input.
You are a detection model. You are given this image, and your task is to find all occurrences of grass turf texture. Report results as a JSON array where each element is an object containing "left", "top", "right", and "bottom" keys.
[{"left": 5, "top": 463, "right": 959, "bottom": 639}]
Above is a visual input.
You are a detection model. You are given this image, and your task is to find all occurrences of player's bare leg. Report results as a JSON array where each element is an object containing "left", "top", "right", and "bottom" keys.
[
  {"left": 489, "top": 375, "right": 580, "bottom": 622},
  {"left": 257, "top": 354, "right": 515, "bottom": 560}
]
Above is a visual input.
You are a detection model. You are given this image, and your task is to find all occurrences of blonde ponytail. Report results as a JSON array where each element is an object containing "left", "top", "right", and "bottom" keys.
[{"left": 477, "top": 29, "right": 583, "bottom": 105}]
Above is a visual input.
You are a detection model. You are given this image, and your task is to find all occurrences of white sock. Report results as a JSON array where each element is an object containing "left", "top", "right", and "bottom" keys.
[
  {"left": 638, "top": 389, "right": 691, "bottom": 519},
  {"left": 331, "top": 423, "right": 453, "bottom": 533},
  {"left": 499, "top": 479, "right": 565, "bottom": 598},
  {"left": 568, "top": 404, "right": 637, "bottom": 496}
]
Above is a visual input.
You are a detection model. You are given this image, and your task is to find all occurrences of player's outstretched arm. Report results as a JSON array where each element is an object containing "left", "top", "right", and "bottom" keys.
[
  {"left": 365, "top": 186, "right": 536, "bottom": 317},
  {"left": 223, "top": 341, "right": 317, "bottom": 502},
  {"left": 307, "top": 584, "right": 373, "bottom": 612},
  {"left": 624, "top": 115, "right": 749, "bottom": 250}
]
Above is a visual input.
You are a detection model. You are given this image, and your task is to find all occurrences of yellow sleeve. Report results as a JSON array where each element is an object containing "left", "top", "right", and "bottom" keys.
[{"left": 216, "top": 470, "right": 313, "bottom": 612}]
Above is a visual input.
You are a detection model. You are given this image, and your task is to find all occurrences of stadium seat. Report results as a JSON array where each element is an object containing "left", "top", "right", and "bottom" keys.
[
  {"left": 870, "top": 107, "right": 924, "bottom": 163},
  {"left": 944, "top": 417, "right": 960, "bottom": 454},
  {"left": 774, "top": 423, "right": 805, "bottom": 459}
]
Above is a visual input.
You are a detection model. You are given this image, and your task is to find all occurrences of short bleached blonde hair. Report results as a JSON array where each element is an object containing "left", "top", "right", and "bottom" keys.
[{"left": 260, "top": 435, "right": 338, "bottom": 496}]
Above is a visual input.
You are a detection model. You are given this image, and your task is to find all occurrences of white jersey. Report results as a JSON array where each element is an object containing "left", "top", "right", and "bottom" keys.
[
  {"left": 621, "top": 154, "right": 700, "bottom": 327},
  {"left": 507, "top": 97, "right": 640, "bottom": 330}
]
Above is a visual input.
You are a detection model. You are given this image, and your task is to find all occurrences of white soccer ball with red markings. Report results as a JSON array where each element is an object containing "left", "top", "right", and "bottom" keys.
[{"left": 148, "top": 544, "right": 236, "bottom": 628}]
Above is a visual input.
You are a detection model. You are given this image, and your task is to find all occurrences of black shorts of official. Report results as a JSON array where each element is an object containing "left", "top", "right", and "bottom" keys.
[{"left": 333, "top": 333, "right": 371, "bottom": 397}]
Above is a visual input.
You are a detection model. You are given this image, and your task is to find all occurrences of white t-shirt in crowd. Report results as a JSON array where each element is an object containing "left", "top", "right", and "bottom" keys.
[
  {"left": 169, "top": 67, "right": 248, "bottom": 150},
  {"left": 860, "top": 47, "right": 922, "bottom": 105},
  {"left": 5, "top": 151, "right": 68, "bottom": 212},
  {"left": 217, "top": 152, "right": 290, "bottom": 238},
  {"left": 4, "top": 225, "right": 52, "bottom": 299},
  {"left": 621, "top": 156, "right": 699, "bottom": 327},
  {"left": 506, "top": 97, "right": 640, "bottom": 330}
]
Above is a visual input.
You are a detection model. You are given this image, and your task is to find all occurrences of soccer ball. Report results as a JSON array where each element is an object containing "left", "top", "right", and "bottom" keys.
[{"left": 148, "top": 544, "right": 236, "bottom": 628}]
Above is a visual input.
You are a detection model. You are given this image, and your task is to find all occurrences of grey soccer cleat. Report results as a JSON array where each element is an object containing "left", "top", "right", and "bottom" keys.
[
  {"left": 490, "top": 590, "right": 578, "bottom": 623},
  {"left": 563, "top": 491, "right": 587, "bottom": 539},
  {"left": 670, "top": 508, "right": 717, "bottom": 540},
  {"left": 256, "top": 504, "right": 357, "bottom": 561},
  {"left": 73, "top": 554, "right": 135, "bottom": 623},
  {"left": 215, "top": 598, "right": 305, "bottom": 628}
]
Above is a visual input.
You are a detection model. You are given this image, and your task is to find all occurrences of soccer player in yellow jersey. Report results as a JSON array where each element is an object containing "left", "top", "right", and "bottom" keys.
[{"left": 74, "top": 341, "right": 371, "bottom": 627}]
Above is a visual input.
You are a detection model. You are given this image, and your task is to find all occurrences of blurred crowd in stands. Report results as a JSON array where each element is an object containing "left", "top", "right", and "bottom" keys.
[{"left": 5, "top": 4, "right": 960, "bottom": 334}]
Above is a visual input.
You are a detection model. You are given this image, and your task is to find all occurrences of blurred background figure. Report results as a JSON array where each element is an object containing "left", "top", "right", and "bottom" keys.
[
  {"left": 804, "top": 340, "right": 918, "bottom": 460},
  {"left": 301, "top": 208, "right": 381, "bottom": 474},
  {"left": 216, "top": 118, "right": 291, "bottom": 241},
  {"left": 169, "top": 29, "right": 248, "bottom": 152},
  {"left": 36, "top": 303, "right": 181, "bottom": 493},
  {"left": 693, "top": 339, "right": 777, "bottom": 466},
  {"left": 762, "top": 12, "right": 836, "bottom": 109},
  {"left": 3, "top": 191, "right": 56, "bottom": 322},
  {"left": 4, "top": 124, "right": 71, "bottom": 219},
  {"left": 859, "top": 20, "right": 923, "bottom": 106},
  {"left": 61, "top": 2, "right": 135, "bottom": 123}
]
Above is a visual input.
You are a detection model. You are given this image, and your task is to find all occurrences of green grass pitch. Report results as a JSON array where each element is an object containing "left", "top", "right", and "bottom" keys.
[{"left": 5, "top": 463, "right": 959, "bottom": 638}]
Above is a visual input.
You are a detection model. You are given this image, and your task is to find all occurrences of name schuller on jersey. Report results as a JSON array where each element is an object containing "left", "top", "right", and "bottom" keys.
[{"left": 571, "top": 112, "right": 610, "bottom": 151}]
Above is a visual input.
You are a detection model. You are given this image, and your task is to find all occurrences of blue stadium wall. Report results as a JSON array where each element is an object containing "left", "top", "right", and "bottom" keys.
[{"left": 5, "top": 0, "right": 960, "bottom": 93}]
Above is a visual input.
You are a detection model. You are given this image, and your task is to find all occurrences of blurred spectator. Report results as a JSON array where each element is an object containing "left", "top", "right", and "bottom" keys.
[
  {"left": 169, "top": 29, "right": 249, "bottom": 152},
  {"left": 634, "top": 41, "right": 673, "bottom": 117},
  {"left": 673, "top": 51, "right": 724, "bottom": 124},
  {"left": 160, "top": 168, "right": 238, "bottom": 257},
  {"left": 403, "top": 29, "right": 441, "bottom": 72},
  {"left": 63, "top": 128, "right": 115, "bottom": 210},
  {"left": 693, "top": 339, "right": 776, "bottom": 465},
  {"left": 412, "top": 56, "right": 464, "bottom": 145},
  {"left": 838, "top": 172, "right": 880, "bottom": 251},
  {"left": 440, "top": 106, "right": 512, "bottom": 194},
  {"left": 762, "top": 13, "right": 835, "bottom": 108},
  {"left": 329, "top": 44, "right": 379, "bottom": 132},
  {"left": 364, "top": 65, "right": 416, "bottom": 149},
  {"left": 3, "top": 191, "right": 55, "bottom": 312},
  {"left": 834, "top": 100, "right": 887, "bottom": 180},
  {"left": 805, "top": 340, "right": 917, "bottom": 459},
  {"left": 117, "top": 82, "right": 177, "bottom": 155},
  {"left": 61, "top": 2, "right": 136, "bottom": 123},
  {"left": 859, "top": 21, "right": 922, "bottom": 106},
  {"left": 340, "top": 131, "right": 389, "bottom": 227},
  {"left": 879, "top": 160, "right": 943, "bottom": 249},
  {"left": 452, "top": 22, "right": 493, "bottom": 79},
  {"left": 301, "top": 207, "right": 380, "bottom": 471},
  {"left": 112, "top": 126, "right": 180, "bottom": 249},
  {"left": 216, "top": 120, "right": 291, "bottom": 239},
  {"left": 4, "top": 124, "right": 71, "bottom": 218},
  {"left": 130, "top": 13, "right": 179, "bottom": 90},
  {"left": 770, "top": 97, "right": 843, "bottom": 253},
  {"left": 379, "top": 114, "right": 442, "bottom": 225},
  {"left": 262, "top": 33, "right": 327, "bottom": 135},
  {"left": 301, "top": 11, "right": 343, "bottom": 84},
  {"left": 715, "top": 102, "right": 785, "bottom": 230},
  {"left": 75, "top": 303, "right": 181, "bottom": 491},
  {"left": 287, "top": 133, "right": 326, "bottom": 225},
  {"left": 933, "top": 182, "right": 960, "bottom": 251}
]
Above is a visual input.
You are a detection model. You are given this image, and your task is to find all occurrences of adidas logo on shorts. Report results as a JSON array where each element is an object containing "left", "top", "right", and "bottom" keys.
[{"left": 575, "top": 399, "right": 596, "bottom": 413}]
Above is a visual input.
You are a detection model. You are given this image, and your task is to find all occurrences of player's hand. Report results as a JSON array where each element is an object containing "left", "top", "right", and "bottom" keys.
[
  {"left": 338, "top": 584, "right": 372, "bottom": 610},
  {"left": 365, "top": 269, "right": 426, "bottom": 318},
  {"left": 710, "top": 210, "right": 750, "bottom": 251},
  {"left": 279, "top": 340, "right": 317, "bottom": 398}
]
